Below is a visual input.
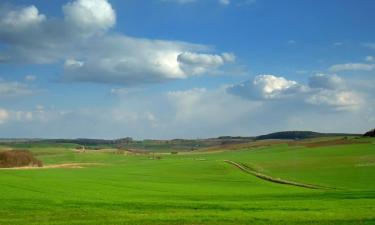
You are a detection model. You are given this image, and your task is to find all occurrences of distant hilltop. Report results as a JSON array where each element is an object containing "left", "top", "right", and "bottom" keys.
[
  {"left": 255, "top": 131, "right": 360, "bottom": 141},
  {"left": 0, "top": 130, "right": 366, "bottom": 152},
  {"left": 0, "top": 130, "right": 363, "bottom": 145}
]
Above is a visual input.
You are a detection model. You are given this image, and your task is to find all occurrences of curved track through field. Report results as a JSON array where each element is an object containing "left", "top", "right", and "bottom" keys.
[{"left": 224, "top": 160, "right": 335, "bottom": 190}]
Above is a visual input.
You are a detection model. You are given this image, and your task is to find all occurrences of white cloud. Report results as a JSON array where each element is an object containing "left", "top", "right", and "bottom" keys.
[
  {"left": 25, "top": 75, "right": 37, "bottom": 81},
  {"left": 0, "top": 0, "right": 233, "bottom": 85},
  {"left": 228, "top": 75, "right": 304, "bottom": 100},
  {"left": 0, "top": 79, "right": 372, "bottom": 138},
  {"left": 221, "top": 52, "right": 236, "bottom": 62},
  {"left": 364, "top": 43, "right": 375, "bottom": 50},
  {"left": 62, "top": 36, "right": 217, "bottom": 83},
  {"left": 161, "top": 0, "right": 255, "bottom": 6},
  {"left": 0, "top": 5, "right": 45, "bottom": 28},
  {"left": 0, "top": 79, "right": 34, "bottom": 97},
  {"left": 296, "top": 70, "right": 309, "bottom": 74},
  {"left": 365, "top": 56, "right": 374, "bottom": 62},
  {"left": 177, "top": 52, "right": 235, "bottom": 75},
  {"left": 110, "top": 87, "right": 142, "bottom": 96},
  {"left": 0, "top": 108, "right": 9, "bottom": 124},
  {"left": 110, "top": 88, "right": 129, "bottom": 95},
  {"left": 0, "top": 108, "right": 39, "bottom": 124},
  {"left": 166, "top": 88, "right": 258, "bottom": 127},
  {"left": 85, "top": 82, "right": 371, "bottom": 137},
  {"left": 63, "top": 0, "right": 116, "bottom": 34},
  {"left": 227, "top": 74, "right": 365, "bottom": 112},
  {"left": 219, "top": 0, "right": 231, "bottom": 5},
  {"left": 13, "top": 111, "right": 33, "bottom": 122},
  {"left": 36, "top": 105, "right": 44, "bottom": 111},
  {"left": 64, "top": 59, "right": 84, "bottom": 69},
  {"left": 178, "top": 52, "right": 225, "bottom": 66},
  {"left": 239, "top": 0, "right": 256, "bottom": 5},
  {"left": 252, "top": 75, "right": 301, "bottom": 99},
  {"left": 306, "top": 90, "right": 362, "bottom": 111},
  {"left": 161, "top": 0, "right": 197, "bottom": 3},
  {"left": 329, "top": 63, "right": 375, "bottom": 72},
  {"left": 308, "top": 73, "right": 344, "bottom": 90}
]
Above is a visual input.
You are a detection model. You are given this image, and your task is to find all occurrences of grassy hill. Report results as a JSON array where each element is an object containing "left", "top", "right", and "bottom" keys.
[
  {"left": 0, "top": 131, "right": 360, "bottom": 151},
  {"left": 255, "top": 131, "right": 359, "bottom": 140},
  {"left": 0, "top": 136, "right": 374, "bottom": 224}
]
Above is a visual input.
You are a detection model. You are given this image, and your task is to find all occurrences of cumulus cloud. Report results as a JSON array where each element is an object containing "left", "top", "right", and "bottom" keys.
[
  {"left": 0, "top": 5, "right": 45, "bottom": 28},
  {"left": 63, "top": 0, "right": 116, "bottom": 34},
  {"left": 239, "top": 0, "right": 257, "bottom": 5},
  {"left": 106, "top": 87, "right": 261, "bottom": 138},
  {"left": 25, "top": 75, "right": 37, "bottom": 81},
  {"left": 306, "top": 90, "right": 362, "bottom": 111},
  {"left": 0, "top": 79, "right": 372, "bottom": 138},
  {"left": 161, "top": 0, "right": 255, "bottom": 6},
  {"left": 0, "top": 0, "right": 233, "bottom": 84},
  {"left": 219, "top": 0, "right": 231, "bottom": 5},
  {"left": 0, "top": 79, "right": 34, "bottom": 97},
  {"left": 0, "top": 108, "right": 9, "bottom": 124},
  {"left": 161, "top": 0, "right": 197, "bottom": 3},
  {"left": 227, "top": 74, "right": 364, "bottom": 112},
  {"left": 166, "top": 88, "right": 259, "bottom": 129},
  {"left": 364, "top": 43, "right": 375, "bottom": 50},
  {"left": 21, "top": 83, "right": 367, "bottom": 138},
  {"left": 0, "top": 0, "right": 114, "bottom": 42},
  {"left": 64, "top": 59, "right": 84, "bottom": 69},
  {"left": 177, "top": 52, "right": 235, "bottom": 75},
  {"left": 365, "top": 56, "right": 374, "bottom": 62},
  {"left": 0, "top": 88, "right": 253, "bottom": 138},
  {"left": 329, "top": 63, "right": 375, "bottom": 72},
  {"left": 228, "top": 75, "right": 304, "bottom": 100},
  {"left": 0, "top": 108, "right": 37, "bottom": 124},
  {"left": 12, "top": 110, "right": 33, "bottom": 122},
  {"left": 308, "top": 73, "right": 344, "bottom": 90},
  {"left": 62, "top": 36, "right": 220, "bottom": 84}
]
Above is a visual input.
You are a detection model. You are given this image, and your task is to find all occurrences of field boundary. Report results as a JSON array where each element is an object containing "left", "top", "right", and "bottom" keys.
[{"left": 224, "top": 160, "right": 334, "bottom": 190}]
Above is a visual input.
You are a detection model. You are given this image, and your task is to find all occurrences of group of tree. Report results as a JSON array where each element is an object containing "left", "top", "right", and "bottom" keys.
[{"left": 364, "top": 129, "right": 375, "bottom": 137}]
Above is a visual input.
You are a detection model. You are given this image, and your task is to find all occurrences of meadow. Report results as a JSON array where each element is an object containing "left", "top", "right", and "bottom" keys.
[{"left": 0, "top": 137, "right": 375, "bottom": 224}]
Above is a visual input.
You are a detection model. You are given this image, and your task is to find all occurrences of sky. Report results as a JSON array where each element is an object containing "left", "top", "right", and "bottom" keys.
[{"left": 0, "top": 0, "right": 375, "bottom": 139}]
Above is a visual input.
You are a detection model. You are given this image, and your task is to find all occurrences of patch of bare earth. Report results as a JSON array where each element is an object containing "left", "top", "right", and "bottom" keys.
[
  {"left": 198, "top": 140, "right": 286, "bottom": 152},
  {"left": 0, "top": 163, "right": 104, "bottom": 170},
  {"left": 288, "top": 138, "right": 368, "bottom": 148}
]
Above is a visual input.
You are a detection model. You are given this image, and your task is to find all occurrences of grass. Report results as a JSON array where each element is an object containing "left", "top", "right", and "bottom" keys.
[{"left": 0, "top": 137, "right": 375, "bottom": 224}]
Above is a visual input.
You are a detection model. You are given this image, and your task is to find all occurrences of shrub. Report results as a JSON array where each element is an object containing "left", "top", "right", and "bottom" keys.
[
  {"left": 0, "top": 150, "right": 43, "bottom": 168},
  {"left": 364, "top": 129, "right": 375, "bottom": 137}
]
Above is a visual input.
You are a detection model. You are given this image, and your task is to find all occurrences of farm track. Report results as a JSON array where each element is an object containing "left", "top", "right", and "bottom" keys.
[{"left": 224, "top": 160, "right": 335, "bottom": 190}]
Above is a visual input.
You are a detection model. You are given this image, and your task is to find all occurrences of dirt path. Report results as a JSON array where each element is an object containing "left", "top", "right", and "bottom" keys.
[
  {"left": 224, "top": 160, "right": 334, "bottom": 190},
  {"left": 0, "top": 163, "right": 104, "bottom": 170}
]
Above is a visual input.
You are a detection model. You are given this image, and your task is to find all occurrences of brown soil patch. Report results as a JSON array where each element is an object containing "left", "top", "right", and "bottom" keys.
[
  {"left": 0, "top": 150, "right": 42, "bottom": 168},
  {"left": 288, "top": 139, "right": 367, "bottom": 148},
  {"left": 0, "top": 163, "right": 104, "bottom": 170},
  {"left": 198, "top": 140, "right": 286, "bottom": 152}
]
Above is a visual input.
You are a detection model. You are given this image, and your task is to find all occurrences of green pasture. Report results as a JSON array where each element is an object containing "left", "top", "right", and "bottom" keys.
[{"left": 0, "top": 138, "right": 375, "bottom": 224}]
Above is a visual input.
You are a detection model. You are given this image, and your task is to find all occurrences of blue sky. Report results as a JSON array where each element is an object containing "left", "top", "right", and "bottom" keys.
[{"left": 0, "top": 0, "right": 375, "bottom": 139}]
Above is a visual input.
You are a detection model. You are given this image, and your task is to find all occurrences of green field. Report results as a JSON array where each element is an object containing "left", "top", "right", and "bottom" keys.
[{"left": 1, "top": 137, "right": 375, "bottom": 225}]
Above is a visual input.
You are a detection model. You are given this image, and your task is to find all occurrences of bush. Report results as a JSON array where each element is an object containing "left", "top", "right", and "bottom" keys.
[
  {"left": 0, "top": 150, "right": 43, "bottom": 168},
  {"left": 364, "top": 129, "right": 375, "bottom": 137}
]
